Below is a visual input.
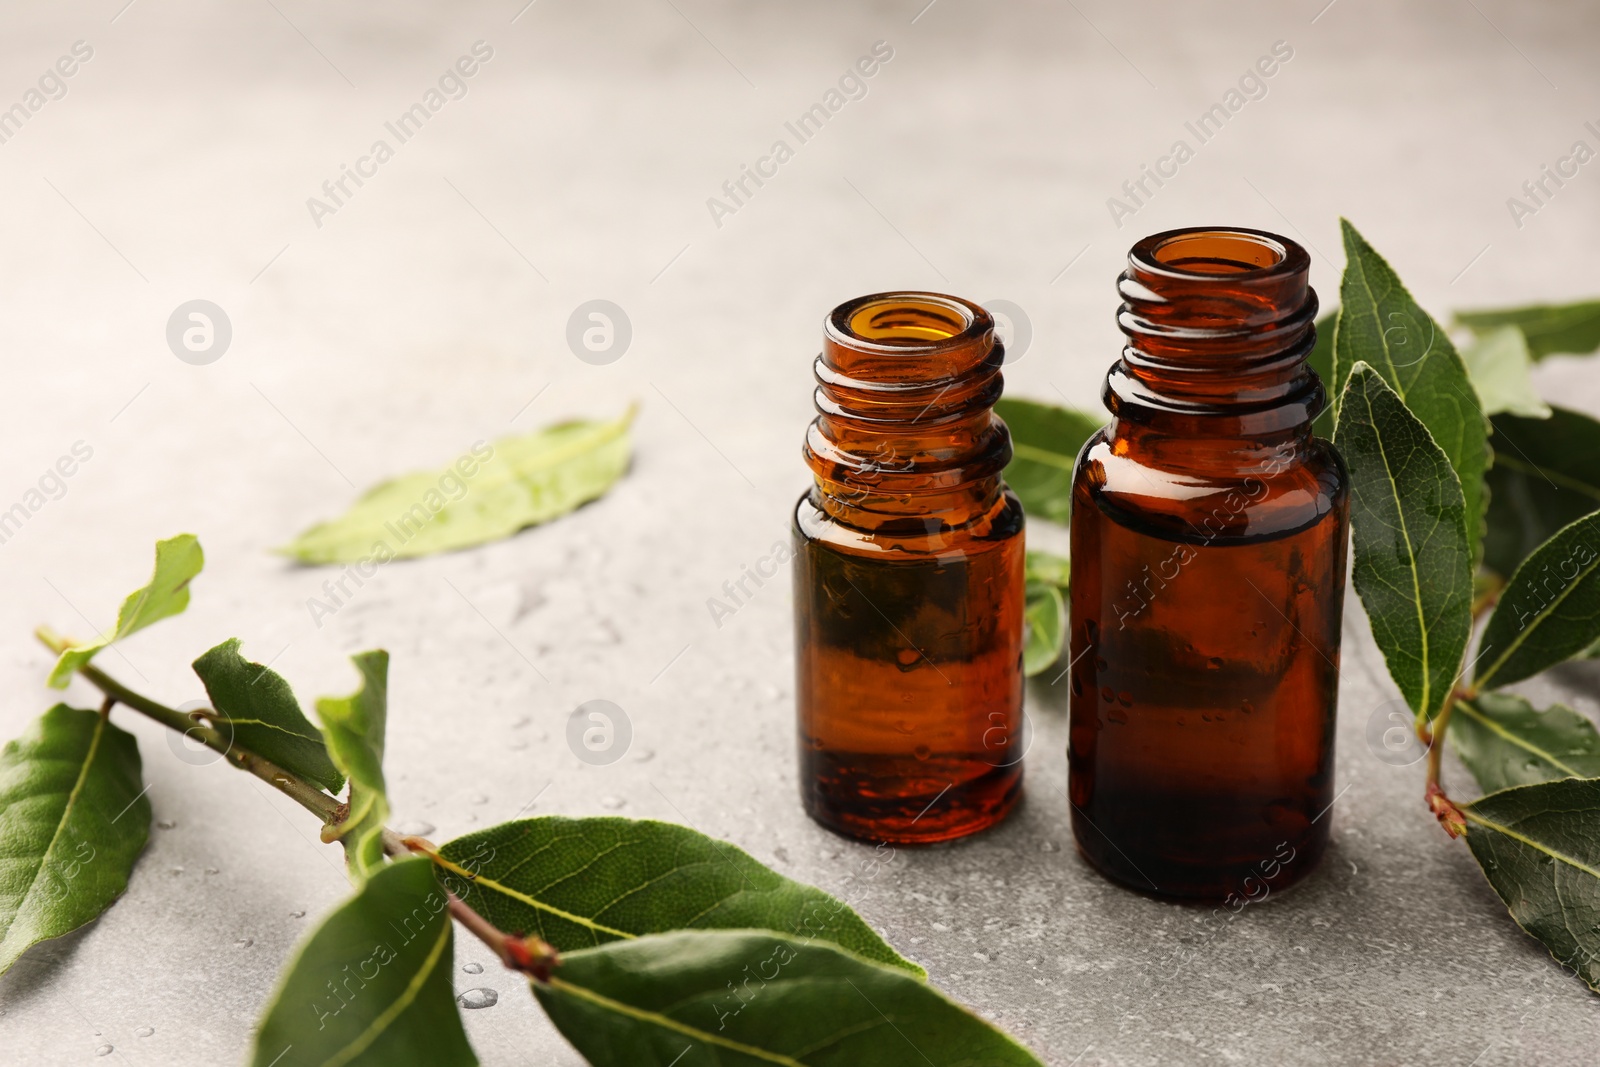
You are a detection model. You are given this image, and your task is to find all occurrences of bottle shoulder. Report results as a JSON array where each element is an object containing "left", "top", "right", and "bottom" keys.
[
  {"left": 1072, "top": 431, "right": 1347, "bottom": 544},
  {"left": 794, "top": 487, "right": 1025, "bottom": 559}
]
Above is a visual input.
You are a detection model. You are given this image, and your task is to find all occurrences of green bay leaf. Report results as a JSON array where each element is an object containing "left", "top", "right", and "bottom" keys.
[
  {"left": 1452, "top": 692, "right": 1600, "bottom": 793},
  {"left": 252, "top": 856, "right": 475, "bottom": 1067},
  {"left": 48, "top": 534, "right": 203, "bottom": 688},
  {"left": 1463, "top": 777, "right": 1600, "bottom": 994},
  {"left": 1333, "top": 221, "right": 1489, "bottom": 556},
  {"left": 995, "top": 397, "right": 1101, "bottom": 525},
  {"left": 1309, "top": 309, "right": 1338, "bottom": 438},
  {"left": 1483, "top": 406, "right": 1600, "bottom": 579},
  {"left": 192, "top": 638, "right": 344, "bottom": 794},
  {"left": 316, "top": 651, "right": 390, "bottom": 880},
  {"left": 0, "top": 705, "right": 151, "bottom": 974},
  {"left": 1475, "top": 511, "right": 1600, "bottom": 690},
  {"left": 1024, "top": 549, "right": 1070, "bottom": 588},
  {"left": 1460, "top": 325, "right": 1552, "bottom": 419},
  {"left": 281, "top": 411, "right": 633, "bottom": 565},
  {"left": 1334, "top": 363, "right": 1473, "bottom": 722},
  {"left": 1023, "top": 580, "right": 1065, "bottom": 677},
  {"left": 532, "top": 929, "right": 1044, "bottom": 1066},
  {"left": 1456, "top": 300, "right": 1600, "bottom": 360},
  {"left": 435, "top": 816, "right": 922, "bottom": 976}
]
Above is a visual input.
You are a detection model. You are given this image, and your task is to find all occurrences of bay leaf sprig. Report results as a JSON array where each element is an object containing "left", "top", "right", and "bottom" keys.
[
  {"left": 1327, "top": 222, "right": 1600, "bottom": 992},
  {"left": 16, "top": 536, "right": 1047, "bottom": 1065}
]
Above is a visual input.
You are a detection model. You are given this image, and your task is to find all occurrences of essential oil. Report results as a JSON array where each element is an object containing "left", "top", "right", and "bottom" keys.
[
  {"left": 795, "top": 293, "right": 1025, "bottom": 844},
  {"left": 1067, "top": 228, "right": 1349, "bottom": 899}
]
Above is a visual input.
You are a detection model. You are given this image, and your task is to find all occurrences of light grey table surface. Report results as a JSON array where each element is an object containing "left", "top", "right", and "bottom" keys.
[{"left": 2, "top": 1, "right": 1599, "bottom": 1064}]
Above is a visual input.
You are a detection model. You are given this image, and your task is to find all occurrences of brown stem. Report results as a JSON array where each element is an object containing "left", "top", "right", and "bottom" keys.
[
  {"left": 37, "top": 626, "right": 548, "bottom": 971},
  {"left": 1424, "top": 695, "right": 1467, "bottom": 838},
  {"left": 35, "top": 626, "right": 341, "bottom": 822},
  {"left": 399, "top": 837, "right": 560, "bottom": 980},
  {"left": 445, "top": 893, "right": 559, "bottom": 980}
]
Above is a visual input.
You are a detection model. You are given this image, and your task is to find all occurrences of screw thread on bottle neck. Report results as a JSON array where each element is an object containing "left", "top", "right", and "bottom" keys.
[
  {"left": 805, "top": 292, "right": 1012, "bottom": 531},
  {"left": 1107, "top": 227, "right": 1321, "bottom": 439}
]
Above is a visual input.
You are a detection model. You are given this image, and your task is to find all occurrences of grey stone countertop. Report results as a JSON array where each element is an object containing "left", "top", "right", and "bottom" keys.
[{"left": 2, "top": 1, "right": 1599, "bottom": 1063}]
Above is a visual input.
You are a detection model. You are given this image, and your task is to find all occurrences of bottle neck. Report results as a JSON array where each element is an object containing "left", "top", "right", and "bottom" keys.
[
  {"left": 805, "top": 293, "right": 1010, "bottom": 532},
  {"left": 1104, "top": 227, "right": 1321, "bottom": 456}
]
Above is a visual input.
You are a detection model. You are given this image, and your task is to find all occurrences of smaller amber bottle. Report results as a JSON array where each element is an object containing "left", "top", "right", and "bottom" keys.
[
  {"left": 1068, "top": 228, "right": 1348, "bottom": 899},
  {"left": 794, "top": 293, "right": 1025, "bottom": 844}
]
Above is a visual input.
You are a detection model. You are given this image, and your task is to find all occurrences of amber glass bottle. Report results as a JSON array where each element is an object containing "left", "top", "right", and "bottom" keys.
[
  {"left": 795, "top": 292, "right": 1025, "bottom": 844},
  {"left": 1067, "top": 228, "right": 1348, "bottom": 899}
]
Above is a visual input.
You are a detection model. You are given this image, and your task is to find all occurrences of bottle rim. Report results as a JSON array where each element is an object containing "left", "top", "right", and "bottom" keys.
[
  {"left": 1131, "top": 226, "right": 1309, "bottom": 282},
  {"left": 826, "top": 291, "right": 993, "bottom": 355}
]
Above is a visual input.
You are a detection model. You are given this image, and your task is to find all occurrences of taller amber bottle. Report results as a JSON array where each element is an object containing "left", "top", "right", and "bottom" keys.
[
  {"left": 1068, "top": 228, "right": 1348, "bottom": 899},
  {"left": 795, "top": 292, "right": 1025, "bottom": 844}
]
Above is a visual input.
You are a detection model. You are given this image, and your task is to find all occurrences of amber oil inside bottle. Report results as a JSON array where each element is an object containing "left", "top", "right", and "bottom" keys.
[
  {"left": 1068, "top": 228, "right": 1349, "bottom": 899},
  {"left": 795, "top": 293, "right": 1025, "bottom": 844}
]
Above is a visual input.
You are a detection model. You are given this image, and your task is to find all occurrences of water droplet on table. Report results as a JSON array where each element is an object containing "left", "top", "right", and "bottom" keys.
[
  {"left": 95, "top": 1044, "right": 114, "bottom": 1057},
  {"left": 156, "top": 819, "right": 177, "bottom": 830},
  {"left": 396, "top": 820, "right": 436, "bottom": 838},
  {"left": 457, "top": 988, "right": 499, "bottom": 1010},
  {"left": 134, "top": 1026, "right": 155, "bottom": 1039},
  {"left": 290, "top": 910, "right": 306, "bottom": 919},
  {"left": 599, "top": 796, "right": 626, "bottom": 811},
  {"left": 236, "top": 937, "right": 254, "bottom": 949},
  {"left": 463, "top": 961, "right": 484, "bottom": 975},
  {"left": 633, "top": 748, "right": 656, "bottom": 763}
]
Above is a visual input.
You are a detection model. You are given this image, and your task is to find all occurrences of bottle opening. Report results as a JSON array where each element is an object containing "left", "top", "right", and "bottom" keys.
[
  {"left": 837, "top": 294, "right": 977, "bottom": 348},
  {"left": 1151, "top": 230, "right": 1289, "bottom": 275}
]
